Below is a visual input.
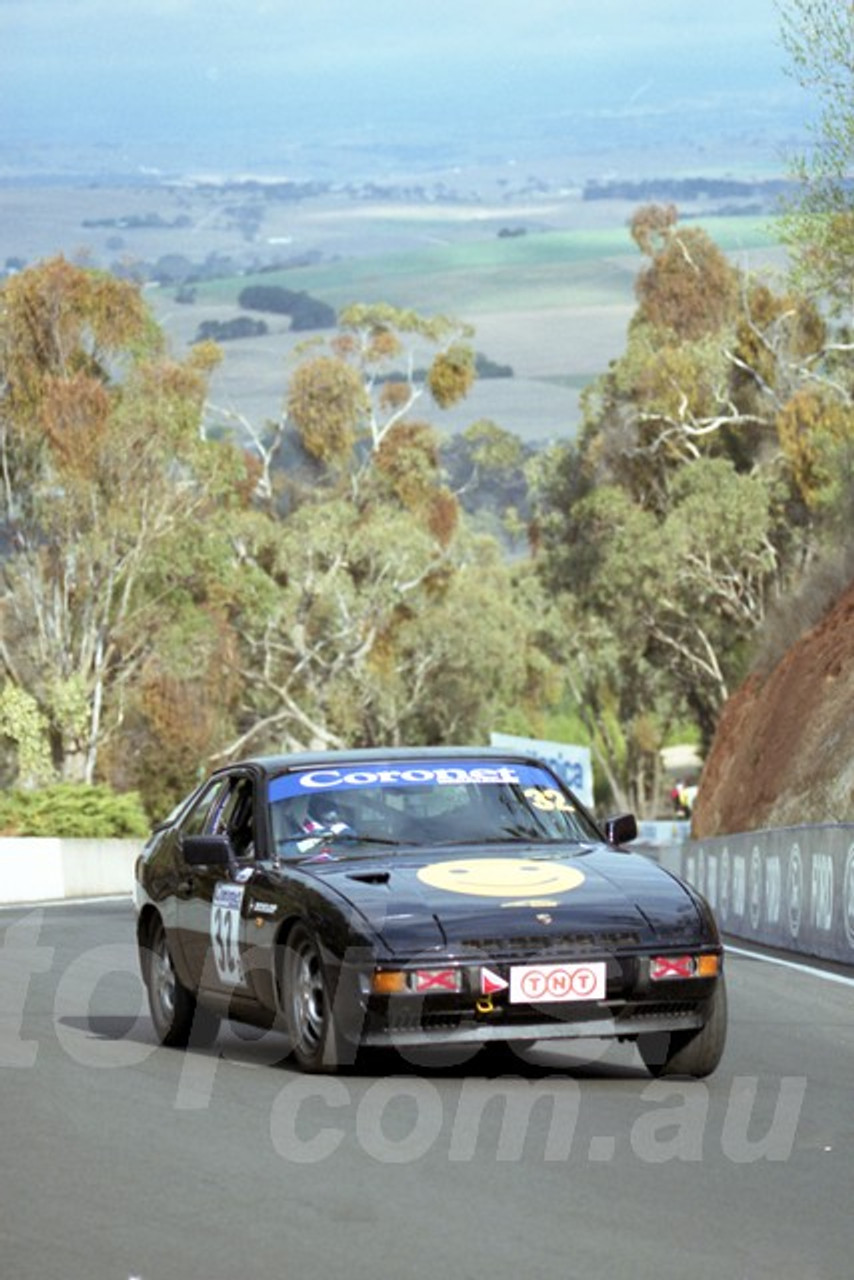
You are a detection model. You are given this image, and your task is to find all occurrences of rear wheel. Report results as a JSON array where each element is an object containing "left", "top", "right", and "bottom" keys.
[
  {"left": 638, "top": 978, "right": 727, "bottom": 1078},
  {"left": 282, "top": 923, "right": 342, "bottom": 1072},
  {"left": 143, "top": 918, "right": 219, "bottom": 1049}
]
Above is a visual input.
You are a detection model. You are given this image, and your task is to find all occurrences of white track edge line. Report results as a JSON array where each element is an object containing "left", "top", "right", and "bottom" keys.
[
  {"left": 0, "top": 894, "right": 133, "bottom": 911},
  {"left": 727, "top": 943, "right": 854, "bottom": 987}
]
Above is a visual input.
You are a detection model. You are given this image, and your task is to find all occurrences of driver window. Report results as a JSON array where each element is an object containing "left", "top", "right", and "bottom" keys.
[
  {"left": 181, "top": 779, "right": 230, "bottom": 838},
  {"left": 214, "top": 776, "right": 257, "bottom": 859}
]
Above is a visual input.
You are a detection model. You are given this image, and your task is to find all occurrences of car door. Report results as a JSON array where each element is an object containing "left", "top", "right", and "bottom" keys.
[
  {"left": 175, "top": 771, "right": 262, "bottom": 999},
  {"left": 167, "top": 775, "right": 232, "bottom": 979}
]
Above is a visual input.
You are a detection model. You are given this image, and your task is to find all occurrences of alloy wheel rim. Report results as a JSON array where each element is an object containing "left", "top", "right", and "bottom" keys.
[
  {"left": 292, "top": 938, "right": 325, "bottom": 1050},
  {"left": 154, "top": 934, "right": 176, "bottom": 1018}
]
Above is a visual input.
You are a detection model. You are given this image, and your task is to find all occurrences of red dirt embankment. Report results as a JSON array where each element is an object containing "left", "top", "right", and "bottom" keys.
[{"left": 692, "top": 581, "right": 854, "bottom": 837}]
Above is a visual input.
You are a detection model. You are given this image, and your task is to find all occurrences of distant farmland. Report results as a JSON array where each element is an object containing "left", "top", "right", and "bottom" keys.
[
  {"left": 0, "top": 177, "right": 782, "bottom": 444},
  {"left": 191, "top": 215, "right": 780, "bottom": 313},
  {"left": 156, "top": 213, "right": 785, "bottom": 444}
]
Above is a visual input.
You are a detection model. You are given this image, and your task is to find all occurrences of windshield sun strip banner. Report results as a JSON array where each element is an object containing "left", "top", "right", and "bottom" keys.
[{"left": 268, "top": 761, "right": 559, "bottom": 803}]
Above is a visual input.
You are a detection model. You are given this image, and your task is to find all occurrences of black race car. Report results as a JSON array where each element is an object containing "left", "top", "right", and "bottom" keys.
[{"left": 134, "top": 747, "right": 726, "bottom": 1076}]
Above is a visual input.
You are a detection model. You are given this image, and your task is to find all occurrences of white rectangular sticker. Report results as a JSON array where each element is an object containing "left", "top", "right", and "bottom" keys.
[
  {"left": 509, "top": 961, "right": 606, "bottom": 1004},
  {"left": 210, "top": 882, "right": 246, "bottom": 986}
]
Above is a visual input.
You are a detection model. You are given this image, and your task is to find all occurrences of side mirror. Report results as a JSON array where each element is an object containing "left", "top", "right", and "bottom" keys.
[
  {"left": 604, "top": 813, "right": 638, "bottom": 846},
  {"left": 181, "top": 834, "right": 235, "bottom": 868}
]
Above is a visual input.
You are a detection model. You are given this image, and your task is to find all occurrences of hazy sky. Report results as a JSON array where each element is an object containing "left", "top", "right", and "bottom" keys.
[{"left": 1, "top": 0, "right": 806, "bottom": 171}]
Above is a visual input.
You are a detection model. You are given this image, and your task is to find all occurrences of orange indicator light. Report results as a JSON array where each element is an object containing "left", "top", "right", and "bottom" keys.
[{"left": 371, "top": 970, "right": 407, "bottom": 995}]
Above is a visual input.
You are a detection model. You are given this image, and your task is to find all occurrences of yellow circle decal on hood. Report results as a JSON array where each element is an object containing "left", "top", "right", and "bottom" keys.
[{"left": 417, "top": 858, "right": 585, "bottom": 898}]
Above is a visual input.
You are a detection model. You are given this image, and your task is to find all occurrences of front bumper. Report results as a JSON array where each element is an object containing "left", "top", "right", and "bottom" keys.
[
  {"left": 360, "top": 998, "right": 708, "bottom": 1048},
  {"left": 333, "top": 948, "right": 722, "bottom": 1050}
]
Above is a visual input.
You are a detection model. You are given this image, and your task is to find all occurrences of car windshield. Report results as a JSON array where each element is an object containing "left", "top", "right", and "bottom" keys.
[{"left": 267, "top": 758, "right": 602, "bottom": 853}]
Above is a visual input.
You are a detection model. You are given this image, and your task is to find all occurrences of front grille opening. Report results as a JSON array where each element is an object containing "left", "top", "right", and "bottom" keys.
[
  {"left": 620, "top": 1001, "right": 701, "bottom": 1021},
  {"left": 460, "top": 931, "right": 643, "bottom": 955}
]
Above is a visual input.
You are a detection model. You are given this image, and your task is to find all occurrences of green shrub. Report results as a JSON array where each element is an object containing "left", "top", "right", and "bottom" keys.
[{"left": 0, "top": 784, "right": 150, "bottom": 838}]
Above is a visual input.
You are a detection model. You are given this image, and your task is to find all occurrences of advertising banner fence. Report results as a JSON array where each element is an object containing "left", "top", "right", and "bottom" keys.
[{"left": 660, "top": 825, "right": 854, "bottom": 966}]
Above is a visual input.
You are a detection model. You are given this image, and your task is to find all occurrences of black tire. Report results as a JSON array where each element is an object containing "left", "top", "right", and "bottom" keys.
[
  {"left": 638, "top": 978, "right": 728, "bottom": 1078},
  {"left": 282, "top": 923, "right": 342, "bottom": 1072},
  {"left": 142, "top": 918, "right": 219, "bottom": 1049}
]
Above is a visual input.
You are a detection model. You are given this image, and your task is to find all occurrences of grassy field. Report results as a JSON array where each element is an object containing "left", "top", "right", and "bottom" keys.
[
  {"left": 192, "top": 215, "right": 780, "bottom": 312},
  {"left": 196, "top": 226, "right": 638, "bottom": 311}
]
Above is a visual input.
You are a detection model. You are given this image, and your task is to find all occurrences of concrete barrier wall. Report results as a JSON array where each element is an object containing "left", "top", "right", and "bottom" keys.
[
  {"left": 660, "top": 825, "right": 854, "bottom": 966},
  {"left": 0, "top": 838, "right": 144, "bottom": 905}
]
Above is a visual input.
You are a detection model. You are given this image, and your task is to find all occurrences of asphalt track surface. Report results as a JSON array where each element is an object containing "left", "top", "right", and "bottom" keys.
[{"left": 1, "top": 899, "right": 852, "bottom": 1280}]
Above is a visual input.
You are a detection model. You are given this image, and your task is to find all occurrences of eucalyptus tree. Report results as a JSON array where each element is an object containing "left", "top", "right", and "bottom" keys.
[
  {"left": 775, "top": 0, "right": 854, "bottom": 533},
  {"left": 532, "top": 207, "right": 837, "bottom": 802},
  {"left": 206, "top": 298, "right": 557, "bottom": 760},
  {"left": 0, "top": 257, "right": 250, "bottom": 787},
  {"left": 217, "top": 436, "right": 554, "bottom": 759},
  {"left": 779, "top": 0, "right": 854, "bottom": 315},
  {"left": 285, "top": 303, "right": 475, "bottom": 481}
]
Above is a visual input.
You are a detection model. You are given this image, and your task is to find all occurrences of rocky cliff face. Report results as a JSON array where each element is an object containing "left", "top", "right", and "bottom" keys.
[{"left": 691, "top": 581, "right": 854, "bottom": 837}]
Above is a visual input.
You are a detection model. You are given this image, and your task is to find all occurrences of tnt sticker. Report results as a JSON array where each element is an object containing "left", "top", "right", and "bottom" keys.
[{"left": 509, "top": 961, "right": 605, "bottom": 1004}]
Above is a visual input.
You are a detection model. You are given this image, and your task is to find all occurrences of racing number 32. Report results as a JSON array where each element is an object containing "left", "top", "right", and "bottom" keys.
[
  {"left": 524, "top": 787, "right": 574, "bottom": 813},
  {"left": 210, "top": 882, "right": 246, "bottom": 985}
]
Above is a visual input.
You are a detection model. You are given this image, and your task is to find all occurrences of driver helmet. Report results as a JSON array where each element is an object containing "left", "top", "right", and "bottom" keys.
[{"left": 303, "top": 793, "right": 350, "bottom": 832}]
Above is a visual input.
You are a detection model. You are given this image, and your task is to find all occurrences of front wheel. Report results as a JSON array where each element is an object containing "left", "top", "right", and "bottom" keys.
[
  {"left": 282, "top": 923, "right": 342, "bottom": 1072},
  {"left": 638, "top": 978, "right": 728, "bottom": 1078},
  {"left": 142, "top": 918, "right": 219, "bottom": 1049}
]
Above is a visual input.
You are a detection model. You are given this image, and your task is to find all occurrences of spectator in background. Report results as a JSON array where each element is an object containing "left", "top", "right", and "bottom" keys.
[{"left": 672, "top": 779, "right": 698, "bottom": 818}]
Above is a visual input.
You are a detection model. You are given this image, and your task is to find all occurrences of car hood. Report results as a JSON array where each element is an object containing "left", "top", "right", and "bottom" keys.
[{"left": 296, "top": 841, "right": 709, "bottom": 957}]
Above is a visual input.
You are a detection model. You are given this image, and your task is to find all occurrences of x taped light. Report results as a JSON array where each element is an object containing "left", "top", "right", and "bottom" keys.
[
  {"left": 370, "top": 968, "right": 463, "bottom": 995},
  {"left": 650, "top": 954, "right": 720, "bottom": 980}
]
